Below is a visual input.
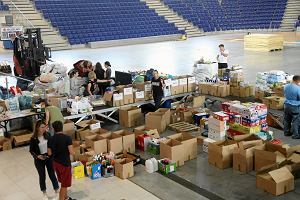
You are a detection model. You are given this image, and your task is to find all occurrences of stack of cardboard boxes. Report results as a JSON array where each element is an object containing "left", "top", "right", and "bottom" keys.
[
  {"left": 199, "top": 83, "right": 230, "bottom": 97},
  {"left": 207, "top": 112, "right": 229, "bottom": 141}
]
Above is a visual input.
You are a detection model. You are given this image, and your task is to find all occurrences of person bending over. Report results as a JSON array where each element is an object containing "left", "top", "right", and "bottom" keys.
[
  {"left": 283, "top": 75, "right": 300, "bottom": 139},
  {"left": 48, "top": 121, "right": 75, "bottom": 200},
  {"left": 30, "top": 120, "right": 59, "bottom": 200}
]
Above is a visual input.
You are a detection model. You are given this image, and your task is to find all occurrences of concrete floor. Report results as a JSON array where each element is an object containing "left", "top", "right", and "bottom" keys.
[{"left": 1, "top": 32, "right": 300, "bottom": 199}]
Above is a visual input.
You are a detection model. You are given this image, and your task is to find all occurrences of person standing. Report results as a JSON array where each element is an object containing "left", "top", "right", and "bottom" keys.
[
  {"left": 151, "top": 70, "right": 164, "bottom": 110},
  {"left": 104, "top": 61, "right": 112, "bottom": 80},
  {"left": 29, "top": 120, "right": 59, "bottom": 200},
  {"left": 48, "top": 121, "right": 75, "bottom": 200},
  {"left": 94, "top": 62, "right": 105, "bottom": 95},
  {"left": 45, "top": 101, "right": 64, "bottom": 135},
  {"left": 216, "top": 44, "right": 229, "bottom": 69},
  {"left": 283, "top": 75, "right": 300, "bottom": 139}
]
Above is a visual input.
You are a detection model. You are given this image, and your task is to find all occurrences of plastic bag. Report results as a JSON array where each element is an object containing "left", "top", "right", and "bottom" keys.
[
  {"left": 18, "top": 96, "right": 33, "bottom": 110},
  {"left": 5, "top": 97, "right": 20, "bottom": 112}
]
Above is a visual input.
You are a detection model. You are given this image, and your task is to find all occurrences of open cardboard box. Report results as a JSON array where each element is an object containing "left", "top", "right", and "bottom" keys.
[
  {"left": 233, "top": 140, "right": 264, "bottom": 173},
  {"left": 0, "top": 136, "right": 12, "bottom": 151},
  {"left": 208, "top": 140, "right": 238, "bottom": 169},
  {"left": 76, "top": 127, "right": 110, "bottom": 141},
  {"left": 76, "top": 119, "right": 101, "bottom": 130},
  {"left": 101, "top": 132, "right": 123, "bottom": 154},
  {"left": 167, "top": 132, "right": 197, "bottom": 161},
  {"left": 134, "top": 125, "right": 160, "bottom": 139},
  {"left": 254, "top": 143, "right": 300, "bottom": 171},
  {"left": 113, "top": 130, "right": 135, "bottom": 153},
  {"left": 64, "top": 119, "right": 76, "bottom": 139},
  {"left": 145, "top": 112, "right": 167, "bottom": 133},
  {"left": 12, "top": 130, "right": 33, "bottom": 146},
  {"left": 115, "top": 158, "right": 134, "bottom": 179},
  {"left": 155, "top": 108, "right": 171, "bottom": 125},
  {"left": 119, "top": 106, "right": 143, "bottom": 128},
  {"left": 116, "top": 86, "right": 134, "bottom": 105},
  {"left": 84, "top": 135, "right": 107, "bottom": 154},
  {"left": 256, "top": 165, "right": 294, "bottom": 196},
  {"left": 160, "top": 139, "right": 184, "bottom": 167}
]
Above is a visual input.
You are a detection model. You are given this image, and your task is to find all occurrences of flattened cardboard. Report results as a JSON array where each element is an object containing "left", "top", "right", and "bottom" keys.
[
  {"left": 167, "top": 132, "right": 197, "bottom": 161},
  {"left": 160, "top": 139, "right": 184, "bottom": 167}
]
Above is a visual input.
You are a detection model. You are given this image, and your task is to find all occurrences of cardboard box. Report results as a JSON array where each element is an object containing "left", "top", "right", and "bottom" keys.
[
  {"left": 134, "top": 125, "right": 160, "bottom": 139},
  {"left": 134, "top": 82, "right": 152, "bottom": 100},
  {"left": 208, "top": 117, "right": 227, "bottom": 132},
  {"left": 160, "top": 139, "right": 184, "bottom": 167},
  {"left": 134, "top": 91, "right": 145, "bottom": 102},
  {"left": 209, "top": 84, "right": 219, "bottom": 96},
  {"left": 85, "top": 135, "right": 107, "bottom": 154},
  {"left": 155, "top": 108, "right": 171, "bottom": 125},
  {"left": 145, "top": 112, "right": 167, "bottom": 133},
  {"left": 187, "top": 76, "right": 196, "bottom": 92},
  {"left": 270, "top": 96, "right": 285, "bottom": 110},
  {"left": 217, "top": 85, "right": 230, "bottom": 97},
  {"left": 199, "top": 83, "right": 211, "bottom": 95},
  {"left": 103, "top": 92, "right": 124, "bottom": 107},
  {"left": 233, "top": 140, "right": 264, "bottom": 173},
  {"left": 76, "top": 119, "right": 101, "bottom": 131},
  {"left": 254, "top": 143, "right": 289, "bottom": 171},
  {"left": 178, "top": 77, "right": 188, "bottom": 93},
  {"left": 171, "top": 79, "right": 180, "bottom": 95},
  {"left": 185, "top": 95, "right": 205, "bottom": 108},
  {"left": 115, "top": 158, "right": 134, "bottom": 179},
  {"left": 208, "top": 140, "right": 238, "bottom": 169},
  {"left": 0, "top": 136, "right": 12, "bottom": 151},
  {"left": 100, "top": 133, "right": 123, "bottom": 153},
  {"left": 47, "top": 96, "right": 68, "bottom": 110},
  {"left": 64, "top": 119, "right": 76, "bottom": 139},
  {"left": 203, "top": 138, "right": 216, "bottom": 153},
  {"left": 113, "top": 130, "right": 135, "bottom": 153},
  {"left": 119, "top": 106, "right": 143, "bottom": 128},
  {"left": 179, "top": 110, "right": 193, "bottom": 123},
  {"left": 116, "top": 86, "right": 134, "bottom": 105},
  {"left": 255, "top": 90, "right": 265, "bottom": 100},
  {"left": 76, "top": 128, "right": 110, "bottom": 141},
  {"left": 256, "top": 166, "right": 294, "bottom": 196},
  {"left": 170, "top": 111, "right": 181, "bottom": 124},
  {"left": 12, "top": 130, "right": 33, "bottom": 146},
  {"left": 167, "top": 132, "right": 197, "bottom": 161}
]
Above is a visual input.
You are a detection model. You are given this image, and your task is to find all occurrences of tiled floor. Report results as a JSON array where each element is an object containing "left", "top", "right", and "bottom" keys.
[{"left": 0, "top": 146, "right": 160, "bottom": 200}]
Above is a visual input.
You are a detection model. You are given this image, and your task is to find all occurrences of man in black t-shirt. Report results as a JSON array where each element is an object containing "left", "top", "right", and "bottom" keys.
[
  {"left": 48, "top": 121, "right": 75, "bottom": 200},
  {"left": 151, "top": 70, "right": 165, "bottom": 110}
]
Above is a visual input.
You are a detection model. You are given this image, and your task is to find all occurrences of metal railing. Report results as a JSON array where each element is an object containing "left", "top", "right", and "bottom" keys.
[{"left": 9, "top": 0, "right": 35, "bottom": 28}]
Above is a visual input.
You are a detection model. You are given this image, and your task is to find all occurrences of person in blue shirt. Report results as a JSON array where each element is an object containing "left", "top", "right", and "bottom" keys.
[{"left": 284, "top": 75, "right": 300, "bottom": 139}]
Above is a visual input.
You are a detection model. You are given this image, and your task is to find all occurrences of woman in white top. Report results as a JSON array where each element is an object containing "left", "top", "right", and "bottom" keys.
[{"left": 29, "top": 120, "right": 59, "bottom": 200}]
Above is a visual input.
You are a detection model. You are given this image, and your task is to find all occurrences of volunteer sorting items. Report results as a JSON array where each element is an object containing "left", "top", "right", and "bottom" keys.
[
  {"left": 217, "top": 44, "right": 229, "bottom": 69},
  {"left": 151, "top": 70, "right": 165, "bottom": 110},
  {"left": 284, "top": 75, "right": 300, "bottom": 139}
]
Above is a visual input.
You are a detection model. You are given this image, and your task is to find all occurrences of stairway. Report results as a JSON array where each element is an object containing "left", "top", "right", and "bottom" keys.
[
  {"left": 2, "top": 0, "right": 71, "bottom": 50},
  {"left": 280, "top": 0, "right": 300, "bottom": 31},
  {"left": 141, "top": 0, "right": 204, "bottom": 37}
]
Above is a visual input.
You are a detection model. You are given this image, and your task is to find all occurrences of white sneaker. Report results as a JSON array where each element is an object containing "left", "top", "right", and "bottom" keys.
[{"left": 42, "top": 193, "right": 48, "bottom": 200}]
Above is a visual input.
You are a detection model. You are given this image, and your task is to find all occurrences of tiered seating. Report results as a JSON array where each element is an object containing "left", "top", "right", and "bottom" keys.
[
  {"left": 0, "top": 1, "right": 9, "bottom": 11},
  {"left": 295, "top": 16, "right": 300, "bottom": 28},
  {"left": 164, "top": 0, "right": 287, "bottom": 32},
  {"left": 33, "top": 0, "right": 183, "bottom": 45}
]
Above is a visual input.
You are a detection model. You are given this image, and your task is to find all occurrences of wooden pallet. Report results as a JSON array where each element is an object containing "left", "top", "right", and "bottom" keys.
[{"left": 169, "top": 122, "right": 200, "bottom": 132}]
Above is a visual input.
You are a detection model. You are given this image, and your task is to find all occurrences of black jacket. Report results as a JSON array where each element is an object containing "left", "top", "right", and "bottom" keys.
[{"left": 29, "top": 133, "right": 50, "bottom": 159}]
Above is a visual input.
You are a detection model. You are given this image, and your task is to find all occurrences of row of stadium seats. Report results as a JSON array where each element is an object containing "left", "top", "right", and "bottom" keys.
[
  {"left": 33, "top": 0, "right": 182, "bottom": 45},
  {"left": 0, "top": 1, "right": 9, "bottom": 11},
  {"left": 163, "top": 0, "right": 287, "bottom": 32}
]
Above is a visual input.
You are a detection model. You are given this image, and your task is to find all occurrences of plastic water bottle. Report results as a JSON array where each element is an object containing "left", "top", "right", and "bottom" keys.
[
  {"left": 151, "top": 158, "right": 158, "bottom": 172},
  {"left": 145, "top": 158, "right": 154, "bottom": 173}
]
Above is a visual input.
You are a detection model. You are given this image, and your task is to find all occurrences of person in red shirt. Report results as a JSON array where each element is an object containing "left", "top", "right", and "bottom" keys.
[{"left": 48, "top": 121, "right": 75, "bottom": 200}]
